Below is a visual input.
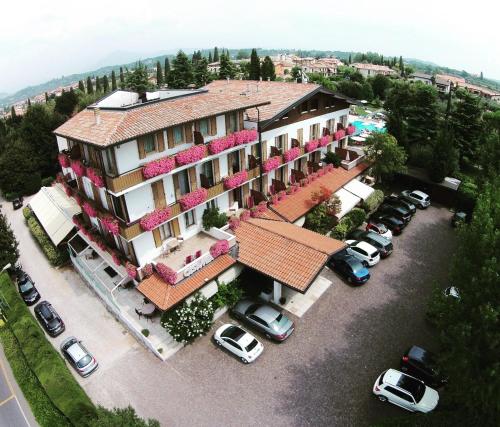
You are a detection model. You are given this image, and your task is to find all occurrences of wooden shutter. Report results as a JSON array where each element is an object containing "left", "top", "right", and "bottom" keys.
[
  {"left": 297, "top": 128, "right": 303, "bottom": 145},
  {"left": 167, "top": 128, "right": 174, "bottom": 149},
  {"left": 92, "top": 185, "right": 102, "bottom": 208},
  {"left": 209, "top": 117, "right": 217, "bottom": 136},
  {"left": 152, "top": 228, "right": 162, "bottom": 247},
  {"left": 263, "top": 175, "right": 269, "bottom": 195},
  {"left": 261, "top": 141, "right": 268, "bottom": 161},
  {"left": 137, "top": 137, "right": 146, "bottom": 159},
  {"left": 184, "top": 123, "right": 193, "bottom": 143},
  {"left": 227, "top": 152, "right": 233, "bottom": 175},
  {"left": 238, "top": 111, "right": 244, "bottom": 130},
  {"left": 283, "top": 164, "right": 289, "bottom": 185},
  {"left": 242, "top": 183, "right": 250, "bottom": 208},
  {"left": 239, "top": 148, "right": 246, "bottom": 171},
  {"left": 171, "top": 218, "right": 181, "bottom": 237},
  {"left": 105, "top": 192, "right": 114, "bottom": 213},
  {"left": 152, "top": 181, "right": 166, "bottom": 209},
  {"left": 283, "top": 134, "right": 289, "bottom": 151},
  {"left": 225, "top": 114, "right": 231, "bottom": 135},
  {"left": 194, "top": 121, "right": 200, "bottom": 132},
  {"left": 77, "top": 177, "right": 84, "bottom": 192},
  {"left": 172, "top": 173, "right": 181, "bottom": 199},
  {"left": 157, "top": 131, "right": 165, "bottom": 152},
  {"left": 213, "top": 158, "right": 220, "bottom": 183},
  {"left": 188, "top": 167, "right": 198, "bottom": 191}
]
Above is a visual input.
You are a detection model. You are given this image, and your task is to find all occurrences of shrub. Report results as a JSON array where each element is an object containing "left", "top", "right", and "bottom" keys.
[
  {"left": 343, "top": 207, "right": 366, "bottom": 229},
  {"left": 89, "top": 405, "right": 160, "bottom": 427},
  {"left": 304, "top": 204, "right": 334, "bottom": 235},
  {"left": 23, "top": 206, "right": 32, "bottom": 220},
  {"left": 408, "top": 144, "right": 433, "bottom": 169},
  {"left": 24, "top": 172, "right": 42, "bottom": 195},
  {"left": 41, "top": 176, "right": 55, "bottom": 187},
  {"left": 202, "top": 207, "right": 228, "bottom": 231},
  {"left": 4, "top": 192, "right": 20, "bottom": 201},
  {"left": 212, "top": 279, "right": 244, "bottom": 309},
  {"left": 26, "top": 215, "right": 69, "bottom": 266},
  {"left": 141, "top": 329, "right": 150, "bottom": 337},
  {"left": 322, "top": 151, "right": 342, "bottom": 168},
  {"left": 161, "top": 293, "right": 215, "bottom": 343},
  {"left": 331, "top": 217, "right": 354, "bottom": 240},
  {"left": 362, "top": 189, "right": 384, "bottom": 213}
]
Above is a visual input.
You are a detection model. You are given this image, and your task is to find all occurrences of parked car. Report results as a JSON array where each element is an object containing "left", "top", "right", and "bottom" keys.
[
  {"left": 60, "top": 337, "right": 98, "bottom": 377},
  {"left": 451, "top": 211, "right": 467, "bottom": 227},
  {"left": 327, "top": 252, "right": 370, "bottom": 284},
  {"left": 401, "top": 345, "right": 447, "bottom": 388},
  {"left": 385, "top": 195, "right": 416, "bottom": 215},
  {"left": 12, "top": 197, "right": 23, "bottom": 210},
  {"left": 373, "top": 369, "right": 439, "bottom": 413},
  {"left": 214, "top": 324, "right": 264, "bottom": 364},
  {"left": 401, "top": 190, "right": 431, "bottom": 209},
  {"left": 378, "top": 203, "right": 412, "bottom": 224},
  {"left": 17, "top": 274, "right": 40, "bottom": 306},
  {"left": 365, "top": 220, "right": 393, "bottom": 241},
  {"left": 444, "top": 286, "right": 461, "bottom": 300},
  {"left": 371, "top": 212, "right": 406, "bottom": 235},
  {"left": 345, "top": 240, "right": 380, "bottom": 266},
  {"left": 231, "top": 299, "right": 294, "bottom": 341},
  {"left": 350, "top": 230, "right": 393, "bottom": 258},
  {"left": 34, "top": 301, "right": 65, "bottom": 337}
]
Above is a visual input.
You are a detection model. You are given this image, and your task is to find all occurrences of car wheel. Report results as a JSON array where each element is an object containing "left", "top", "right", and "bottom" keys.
[
  {"left": 362, "top": 261, "right": 369, "bottom": 267},
  {"left": 378, "top": 395, "right": 388, "bottom": 402},
  {"left": 241, "top": 357, "right": 249, "bottom": 364},
  {"left": 347, "top": 276, "right": 352, "bottom": 283},
  {"left": 216, "top": 340, "right": 222, "bottom": 346}
]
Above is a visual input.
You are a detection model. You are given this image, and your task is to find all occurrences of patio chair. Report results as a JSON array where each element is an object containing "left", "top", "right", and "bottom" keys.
[
  {"left": 135, "top": 308, "right": 143, "bottom": 319},
  {"left": 195, "top": 250, "right": 202, "bottom": 259},
  {"left": 185, "top": 255, "right": 192, "bottom": 265}
]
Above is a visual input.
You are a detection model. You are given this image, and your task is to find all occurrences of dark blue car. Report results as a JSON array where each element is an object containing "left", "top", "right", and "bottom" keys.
[{"left": 327, "top": 252, "right": 370, "bottom": 285}]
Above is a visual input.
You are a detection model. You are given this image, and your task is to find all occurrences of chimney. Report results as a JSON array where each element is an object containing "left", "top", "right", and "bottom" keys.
[{"left": 94, "top": 108, "right": 101, "bottom": 125}]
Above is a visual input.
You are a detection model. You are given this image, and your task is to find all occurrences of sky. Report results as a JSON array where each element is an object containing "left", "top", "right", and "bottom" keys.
[{"left": 1, "top": 0, "right": 499, "bottom": 94}]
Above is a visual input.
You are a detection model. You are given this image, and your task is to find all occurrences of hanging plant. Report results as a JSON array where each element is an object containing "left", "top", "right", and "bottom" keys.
[
  {"left": 262, "top": 156, "right": 282, "bottom": 172},
  {"left": 179, "top": 188, "right": 208, "bottom": 211},
  {"left": 156, "top": 262, "right": 177, "bottom": 285},
  {"left": 125, "top": 262, "right": 138, "bottom": 279},
  {"left": 58, "top": 153, "right": 70, "bottom": 168},
  {"left": 142, "top": 157, "right": 176, "bottom": 179},
  {"left": 70, "top": 159, "right": 86, "bottom": 177},
  {"left": 101, "top": 215, "right": 120, "bottom": 235},
  {"left": 87, "top": 167, "right": 105, "bottom": 188},
  {"left": 283, "top": 147, "right": 300, "bottom": 162},
  {"left": 305, "top": 140, "right": 319, "bottom": 153}
]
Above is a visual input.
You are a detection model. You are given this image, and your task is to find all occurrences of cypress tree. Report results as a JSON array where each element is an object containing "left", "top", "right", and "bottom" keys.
[
  {"left": 95, "top": 76, "right": 102, "bottom": 92},
  {"left": 164, "top": 57, "right": 170, "bottom": 78},
  {"left": 111, "top": 71, "right": 117, "bottom": 91},
  {"left": 0, "top": 210, "right": 19, "bottom": 267},
  {"left": 480, "top": 71, "right": 483, "bottom": 80},
  {"left": 213, "top": 47, "right": 219, "bottom": 62},
  {"left": 261, "top": 56, "right": 276, "bottom": 81},
  {"left": 156, "top": 61, "right": 163, "bottom": 87},
  {"left": 208, "top": 51, "right": 213, "bottom": 63},
  {"left": 27, "top": 99, "right": 31, "bottom": 107},
  {"left": 10, "top": 106, "right": 16, "bottom": 119},
  {"left": 381, "top": 54, "right": 384, "bottom": 65},
  {"left": 45, "top": 92, "right": 49, "bottom": 102},
  {"left": 348, "top": 54, "right": 352, "bottom": 64},
  {"left": 168, "top": 51, "right": 194, "bottom": 88},
  {"left": 78, "top": 80, "right": 85, "bottom": 92},
  {"left": 119, "top": 67, "right": 125, "bottom": 89},
  {"left": 86, "top": 76, "right": 94, "bottom": 94},
  {"left": 399, "top": 56, "right": 405, "bottom": 76},
  {"left": 249, "top": 48, "right": 260, "bottom": 80},
  {"left": 103, "top": 75, "right": 109, "bottom": 92}
]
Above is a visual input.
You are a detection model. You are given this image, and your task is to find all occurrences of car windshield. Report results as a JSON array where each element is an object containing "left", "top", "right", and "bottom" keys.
[
  {"left": 271, "top": 313, "right": 289, "bottom": 330},
  {"left": 377, "top": 224, "right": 388, "bottom": 233},
  {"left": 19, "top": 281, "right": 34, "bottom": 292},
  {"left": 40, "top": 306, "right": 53, "bottom": 320},
  {"left": 397, "top": 375, "right": 426, "bottom": 402},
  {"left": 222, "top": 326, "right": 245, "bottom": 341},
  {"left": 76, "top": 355, "right": 92, "bottom": 369},
  {"left": 350, "top": 260, "right": 365, "bottom": 273},
  {"left": 245, "top": 339, "right": 258, "bottom": 352}
]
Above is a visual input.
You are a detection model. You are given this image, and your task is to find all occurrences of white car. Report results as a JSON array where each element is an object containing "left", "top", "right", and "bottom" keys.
[
  {"left": 401, "top": 190, "right": 430, "bottom": 209},
  {"left": 373, "top": 369, "right": 439, "bottom": 413},
  {"left": 214, "top": 324, "right": 264, "bottom": 364},
  {"left": 444, "top": 286, "right": 461, "bottom": 300},
  {"left": 366, "top": 221, "right": 393, "bottom": 241},
  {"left": 345, "top": 240, "right": 380, "bottom": 267}
]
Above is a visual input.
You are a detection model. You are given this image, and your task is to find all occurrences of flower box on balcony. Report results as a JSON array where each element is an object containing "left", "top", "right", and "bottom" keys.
[
  {"left": 263, "top": 156, "right": 282, "bottom": 172},
  {"left": 223, "top": 170, "right": 248, "bottom": 190},
  {"left": 86, "top": 167, "right": 104, "bottom": 188},
  {"left": 156, "top": 262, "right": 177, "bottom": 285},
  {"left": 125, "top": 262, "right": 138, "bottom": 279},
  {"left": 305, "top": 140, "right": 319, "bottom": 153},
  {"left": 82, "top": 201, "right": 97, "bottom": 218},
  {"left": 139, "top": 207, "right": 172, "bottom": 231},
  {"left": 58, "top": 153, "right": 70, "bottom": 168},
  {"left": 101, "top": 215, "right": 120, "bottom": 235},
  {"left": 209, "top": 240, "right": 229, "bottom": 258},
  {"left": 208, "top": 129, "right": 258, "bottom": 155},
  {"left": 179, "top": 188, "right": 208, "bottom": 211},
  {"left": 283, "top": 147, "right": 300, "bottom": 163},
  {"left": 142, "top": 156, "right": 176, "bottom": 179},
  {"left": 175, "top": 145, "right": 206, "bottom": 166},
  {"left": 70, "top": 160, "right": 86, "bottom": 177},
  {"left": 334, "top": 129, "right": 346, "bottom": 141},
  {"left": 346, "top": 125, "right": 356, "bottom": 135},
  {"left": 234, "top": 129, "right": 258, "bottom": 145},
  {"left": 318, "top": 136, "right": 330, "bottom": 147}
]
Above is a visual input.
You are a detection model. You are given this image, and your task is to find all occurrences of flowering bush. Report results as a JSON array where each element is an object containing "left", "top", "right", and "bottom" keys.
[
  {"left": 346, "top": 125, "right": 356, "bottom": 135},
  {"left": 283, "top": 147, "right": 300, "bottom": 162},
  {"left": 125, "top": 262, "right": 138, "bottom": 279},
  {"left": 208, "top": 134, "right": 235, "bottom": 155},
  {"left": 161, "top": 293, "right": 215, "bottom": 343},
  {"left": 139, "top": 207, "right": 172, "bottom": 231},
  {"left": 270, "top": 194, "right": 279, "bottom": 205},
  {"left": 278, "top": 190, "right": 286, "bottom": 201},
  {"left": 101, "top": 215, "right": 119, "bottom": 235},
  {"left": 318, "top": 136, "right": 330, "bottom": 147},
  {"left": 179, "top": 188, "right": 208, "bottom": 211},
  {"left": 239, "top": 210, "right": 251, "bottom": 221},
  {"left": 234, "top": 129, "right": 258, "bottom": 145},
  {"left": 300, "top": 178, "right": 308, "bottom": 187},
  {"left": 209, "top": 240, "right": 229, "bottom": 258},
  {"left": 263, "top": 156, "right": 282, "bottom": 172},
  {"left": 305, "top": 140, "right": 319, "bottom": 152},
  {"left": 334, "top": 129, "right": 346, "bottom": 141},
  {"left": 223, "top": 170, "right": 248, "bottom": 190},
  {"left": 82, "top": 201, "right": 97, "bottom": 217},
  {"left": 326, "top": 163, "right": 334, "bottom": 172},
  {"left": 70, "top": 160, "right": 86, "bottom": 177},
  {"left": 142, "top": 157, "right": 176, "bottom": 179},
  {"left": 58, "top": 153, "right": 70, "bottom": 168},
  {"left": 175, "top": 145, "right": 206, "bottom": 166},
  {"left": 142, "top": 263, "right": 154, "bottom": 278},
  {"left": 111, "top": 251, "right": 121, "bottom": 266},
  {"left": 156, "top": 262, "right": 177, "bottom": 285},
  {"left": 228, "top": 217, "right": 240, "bottom": 231},
  {"left": 86, "top": 167, "right": 104, "bottom": 188}
]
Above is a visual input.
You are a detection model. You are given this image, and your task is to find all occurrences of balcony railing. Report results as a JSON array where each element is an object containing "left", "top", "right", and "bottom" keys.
[{"left": 106, "top": 168, "right": 145, "bottom": 193}]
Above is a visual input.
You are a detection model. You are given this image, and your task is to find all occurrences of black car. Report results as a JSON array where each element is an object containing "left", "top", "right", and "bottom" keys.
[
  {"left": 12, "top": 197, "right": 23, "bottom": 210},
  {"left": 401, "top": 345, "right": 447, "bottom": 388},
  {"left": 384, "top": 195, "right": 416, "bottom": 215},
  {"left": 17, "top": 274, "right": 40, "bottom": 306},
  {"left": 34, "top": 301, "right": 65, "bottom": 337},
  {"left": 327, "top": 251, "right": 370, "bottom": 285},
  {"left": 378, "top": 203, "right": 412, "bottom": 224},
  {"left": 370, "top": 212, "right": 406, "bottom": 235},
  {"left": 349, "top": 229, "right": 393, "bottom": 258}
]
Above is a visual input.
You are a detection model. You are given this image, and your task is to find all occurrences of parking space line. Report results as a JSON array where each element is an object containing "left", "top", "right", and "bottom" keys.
[
  {"left": 0, "top": 394, "right": 14, "bottom": 406},
  {"left": 0, "top": 360, "right": 15, "bottom": 395},
  {"left": 14, "top": 396, "right": 32, "bottom": 426}
]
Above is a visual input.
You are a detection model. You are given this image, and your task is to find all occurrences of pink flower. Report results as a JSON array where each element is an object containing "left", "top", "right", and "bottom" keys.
[
  {"left": 58, "top": 153, "right": 70, "bottom": 168},
  {"left": 223, "top": 170, "right": 248, "bottom": 190},
  {"left": 156, "top": 262, "right": 177, "bottom": 285},
  {"left": 82, "top": 201, "right": 97, "bottom": 218},
  {"left": 125, "top": 262, "right": 137, "bottom": 279},
  {"left": 263, "top": 156, "right": 282, "bottom": 172},
  {"left": 70, "top": 160, "right": 86, "bottom": 177},
  {"left": 208, "top": 134, "right": 235, "bottom": 155},
  {"left": 139, "top": 207, "right": 172, "bottom": 231},
  {"left": 334, "top": 129, "right": 346, "bottom": 141},
  {"left": 96, "top": 240, "right": 106, "bottom": 251},
  {"left": 142, "top": 157, "right": 176, "bottom": 179},
  {"left": 318, "top": 136, "right": 330, "bottom": 147},
  {"left": 74, "top": 194, "right": 83, "bottom": 206},
  {"left": 240, "top": 210, "right": 251, "bottom": 221},
  {"left": 228, "top": 217, "right": 240, "bottom": 231},
  {"left": 234, "top": 129, "right": 258, "bottom": 145},
  {"left": 278, "top": 190, "right": 286, "bottom": 201},
  {"left": 257, "top": 201, "right": 268, "bottom": 213},
  {"left": 209, "top": 240, "right": 229, "bottom": 258},
  {"left": 270, "top": 194, "right": 279, "bottom": 205},
  {"left": 326, "top": 163, "right": 334, "bottom": 172},
  {"left": 283, "top": 147, "right": 300, "bottom": 162},
  {"left": 101, "top": 215, "right": 120, "bottom": 235},
  {"left": 179, "top": 188, "right": 208, "bottom": 211},
  {"left": 86, "top": 167, "right": 104, "bottom": 188},
  {"left": 142, "top": 263, "right": 154, "bottom": 277},
  {"left": 346, "top": 125, "right": 356, "bottom": 135},
  {"left": 305, "top": 140, "right": 319, "bottom": 153},
  {"left": 175, "top": 145, "right": 206, "bottom": 166}
]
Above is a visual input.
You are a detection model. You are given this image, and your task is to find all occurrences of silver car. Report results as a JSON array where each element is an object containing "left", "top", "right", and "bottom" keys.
[
  {"left": 60, "top": 336, "right": 98, "bottom": 377},
  {"left": 231, "top": 299, "right": 294, "bottom": 341},
  {"left": 401, "top": 190, "right": 430, "bottom": 209}
]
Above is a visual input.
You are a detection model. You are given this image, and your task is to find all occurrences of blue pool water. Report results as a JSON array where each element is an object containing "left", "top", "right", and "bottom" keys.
[{"left": 351, "top": 120, "right": 386, "bottom": 134}]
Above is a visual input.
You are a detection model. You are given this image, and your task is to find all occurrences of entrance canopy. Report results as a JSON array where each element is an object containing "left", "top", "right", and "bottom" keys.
[
  {"left": 343, "top": 178, "right": 374, "bottom": 201},
  {"left": 334, "top": 188, "right": 361, "bottom": 219},
  {"left": 28, "top": 185, "right": 81, "bottom": 246}
]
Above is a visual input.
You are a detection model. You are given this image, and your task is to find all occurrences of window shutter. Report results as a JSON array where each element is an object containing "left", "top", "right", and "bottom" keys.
[
  {"left": 167, "top": 128, "right": 174, "bottom": 149},
  {"left": 171, "top": 218, "right": 181, "bottom": 237},
  {"left": 284, "top": 134, "right": 289, "bottom": 151},
  {"left": 194, "top": 121, "right": 200, "bottom": 132},
  {"left": 157, "top": 131, "right": 165, "bottom": 152},
  {"left": 92, "top": 185, "right": 102, "bottom": 208},
  {"left": 283, "top": 164, "right": 289, "bottom": 185},
  {"left": 188, "top": 167, "right": 198, "bottom": 191},
  {"left": 213, "top": 158, "right": 220, "bottom": 183},
  {"left": 238, "top": 111, "right": 244, "bottom": 130},
  {"left": 184, "top": 123, "right": 193, "bottom": 143},
  {"left": 297, "top": 128, "right": 303, "bottom": 145},
  {"left": 261, "top": 140, "right": 268, "bottom": 161},
  {"left": 152, "top": 181, "right": 166, "bottom": 209},
  {"left": 137, "top": 137, "right": 146, "bottom": 159},
  {"left": 209, "top": 117, "right": 217, "bottom": 136},
  {"left": 242, "top": 183, "right": 250, "bottom": 208},
  {"left": 225, "top": 114, "right": 231, "bottom": 135},
  {"left": 239, "top": 148, "right": 245, "bottom": 171},
  {"left": 105, "top": 192, "right": 114, "bottom": 213},
  {"left": 152, "top": 228, "right": 162, "bottom": 247},
  {"left": 172, "top": 173, "right": 181, "bottom": 199},
  {"left": 227, "top": 152, "right": 233, "bottom": 175}
]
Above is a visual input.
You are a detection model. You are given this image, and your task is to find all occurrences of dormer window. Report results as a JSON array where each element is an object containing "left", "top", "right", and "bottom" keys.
[{"left": 143, "top": 134, "right": 157, "bottom": 154}]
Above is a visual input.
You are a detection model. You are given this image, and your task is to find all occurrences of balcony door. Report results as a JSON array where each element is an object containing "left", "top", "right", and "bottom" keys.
[
  {"left": 201, "top": 161, "right": 214, "bottom": 188},
  {"left": 228, "top": 150, "right": 241, "bottom": 174},
  {"left": 173, "top": 170, "right": 191, "bottom": 199}
]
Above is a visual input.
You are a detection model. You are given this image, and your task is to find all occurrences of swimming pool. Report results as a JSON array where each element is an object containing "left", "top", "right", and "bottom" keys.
[{"left": 351, "top": 120, "right": 386, "bottom": 134}]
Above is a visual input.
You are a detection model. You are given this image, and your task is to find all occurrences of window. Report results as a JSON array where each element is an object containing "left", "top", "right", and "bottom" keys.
[
  {"left": 310, "top": 123, "right": 320, "bottom": 140},
  {"left": 249, "top": 315, "right": 268, "bottom": 327},
  {"left": 275, "top": 134, "right": 288, "bottom": 151},
  {"left": 184, "top": 210, "right": 195, "bottom": 227},
  {"left": 198, "top": 119, "right": 209, "bottom": 136},
  {"left": 386, "top": 387, "right": 414, "bottom": 402},
  {"left": 299, "top": 102, "right": 308, "bottom": 114},
  {"left": 206, "top": 199, "right": 218, "bottom": 210},
  {"left": 159, "top": 223, "right": 172, "bottom": 241},
  {"left": 309, "top": 98, "right": 319, "bottom": 111},
  {"left": 225, "top": 339, "right": 242, "bottom": 351},
  {"left": 144, "top": 134, "right": 156, "bottom": 153},
  {"left": 177, "top": 170, "right": 190, "bottom": 196},
  {"left": 230, "top": 151, "right": 240, "bottom": 174},
  {"left": 111, "top": 195, "right": 127, "bottom": 221},
  {"left": 326, "top": 119, "right": 335, "bottom": 132},
  {"left": 228, "top": 112, "right": 238, "bottom": 133},
  {"left": 201, "top": 161, "right": 214, "bottom": 187},
  {"left": 173, "top": 126, "right": 184, "bottom": 145}
]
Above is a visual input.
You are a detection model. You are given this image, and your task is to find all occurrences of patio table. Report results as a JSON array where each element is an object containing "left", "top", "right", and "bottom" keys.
[{"left": 141, "top": 303, "right": 156, "bottom": 316}]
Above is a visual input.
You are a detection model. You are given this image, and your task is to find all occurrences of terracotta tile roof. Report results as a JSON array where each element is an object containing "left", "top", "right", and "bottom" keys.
[
  {"left": 54, "top": 91, "right": 269, "bottom": 146},
  {"left": 270, "top": 163, "right": 371, "bottom": 222},
  {"left": 351, "top": 63, "right": 396, "bottom": 73},
  {"left": 258, "top": 208, "right": 286, "bottom": 221},
  {"left": 234, "top": 219, "right": 345, "bottom": 292},
  {"left": 136, "top": 254, "right": 236, "bottom": 311}
]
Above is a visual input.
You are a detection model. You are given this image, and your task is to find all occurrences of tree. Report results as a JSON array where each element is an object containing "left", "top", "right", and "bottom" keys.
[
  {"left": 27, "top": 99, "right": 31, "bottom": 108},
  {"left": 260, "top": 56, "right": 276, "bottom": 81},
  {"left": 384, "top": 81, "right": 413, "bottom": 148},
  {"left": 10, "top": 107, "right": 16, "bottom": 120},
  {"left": 78, "top": 80, "right": 85, "bottom": 92},
  {"left": 406, "top": 84, "right": 440, "bottom": 146},
  {"left": 364, "top": 133, "right": 407, "bottom": 182},
  {"left": 111, "top": 70, "right": 117, "bottom": 91},
  {"left": 164, "top": 57, "right": 170, "bottom": 82},
  {"left": 0, "top": 210, "right": 19, "bottom": 268},
  {"left": 119, "top": 67, "right": 125, "bottom": 89},
  {"left": 304, "top": 204, "right": 334, "bottom": 235},
  {"left": 429, "top": 126, "right": 458, "bottom": 182},
  {"left": 45, "top": 92, "right": 49, "bottom": 103},
  {"left": 125, "top": 62, "right": 151, "bottom": 93},
  {"left": 208, "top": 51, "right": 212, "bottom": 63},
  {"left": 360, "top": 82, "right": 374, "bottom": 101},
  {"left": 370, "top": 74, "right": 391, "bottom": 100},
  {"left": 86, "top": 76, "right": 94, "bottom": 94},
  {"left": 291, "top": 66, "right": 302, "bottom": 82},
  {"left": 55, "top": 90, "right": 78, "bottom": 117},
  {"left": 89, "top": 405, "right": 160, "bottom": 427},
  {"left": 249, "top": 48, "right": 260, "bottom": 80},
  {"left": 236, "top": 49, "right": 249, "bottom": 60},
  {"left": 348, "top": 54, "right": 352, "bottom": 64},
  {"left": 168, "top": 51, "right": 194, "bottom": 88},
  {"left": 103, "top": 75, "right": 109, "bottom": 93},
  {"left": 156, "top": 61, "right": 163, "bottom": 87},
  {"left": 95, "top": 76, "right": 102, "bottom": 93},
  {"left": 480, "top": 71, "right": 483, "bottom": 80},
  {"left": 350, "top": 72, "right": 364, "bottom": 84},
  {"left": 193, "top": 57, "right": 209, "bottom": 87},
  {"left": 399, "top": 55, "right": 405, "bottom": 76},
  {"left": 218, "top": 53, "right": 235, "bottom": 80},
  {"left": 213, "top": 46, "right": 219, "bottom": 62}
]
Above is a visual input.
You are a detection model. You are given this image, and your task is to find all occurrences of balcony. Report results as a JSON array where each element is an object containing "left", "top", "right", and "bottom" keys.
[{"left": 106, "top": 168, "right": 145, "bottom": 193}]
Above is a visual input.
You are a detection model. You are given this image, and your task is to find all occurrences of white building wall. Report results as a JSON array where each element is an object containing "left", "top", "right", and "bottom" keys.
[
  {"left": 56, "top": 136, "right": 68, "bottom": 151},
  {"left": 164, "top": 175, "right": 176, "bottom": 205},
  {"left": 114, "top": 140, "right": 139, "bottom": 174},
  {"left": 132, "top": 232, "right": 159, "bottom": 267},
  {"left": 125, "top": 186, "right": 155, "bottom": 222}
]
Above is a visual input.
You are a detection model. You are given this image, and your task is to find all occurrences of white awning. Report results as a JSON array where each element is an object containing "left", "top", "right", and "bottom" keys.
[
  {"left": 343, "top": 179, "right": 374, "bottom": 201},
  {"left": 334, "top": 188, "right": 361, "bottom": 219},
  {"left": 28, "top": 185, "right": 81, "bottom": 246}
]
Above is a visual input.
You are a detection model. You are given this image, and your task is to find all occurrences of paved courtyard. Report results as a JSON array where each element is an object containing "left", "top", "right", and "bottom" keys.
[{"left": 4, "top": 198, "right": 455, "bottom": 426}]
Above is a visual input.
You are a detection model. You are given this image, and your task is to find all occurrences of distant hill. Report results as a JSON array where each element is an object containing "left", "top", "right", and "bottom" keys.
[{"left": 2, "top": 48, "right": 499, "bottom": 108}]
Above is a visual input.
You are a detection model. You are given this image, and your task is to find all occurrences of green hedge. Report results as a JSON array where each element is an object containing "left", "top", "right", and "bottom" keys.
[
  {"left": 331, "top": 217, "right": 354, "bottom": 240},
  {"left": 24, "top": 210, "right": 69, "bottom": 266},
  {"left": 362, "top": 189, "right": 385, "bottom": 213},
  {"left": 343, "top": 207, "right": 366, "bottom": 229},
  {"left": 0, "top": 273, "right": 96, "bottom": 426}
]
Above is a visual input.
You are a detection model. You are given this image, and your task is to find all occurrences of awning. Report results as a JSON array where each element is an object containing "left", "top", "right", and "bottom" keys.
[
  {"left": 343, "top": 178, "right": 374, "bottom": 201},
  {"left": 28, "top": 185, "right": 81, "bottom": 246},
  {"left": 334, "top": 188, "right": 361, "bottom": 219}
]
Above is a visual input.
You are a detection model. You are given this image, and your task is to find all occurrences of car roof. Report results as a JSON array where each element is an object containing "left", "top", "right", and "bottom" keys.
[
  {"left": 356, "top": 241, "right": 377, "bottom": 253},
  {"left": 384, "top": 369, "right": 403, "bottom": 386},
  {"left": 66, "top": 341, "right": 87, "bottom": 362},
  {"left": 408, "top": 345, "right": 433, "bottom": 362},
  {"left": 252, "top": 305, "right": 279, "bottom": 323},
  {"left": 412, "top": 190, "right": 428, "bottom": 197}
]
